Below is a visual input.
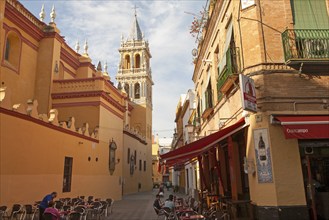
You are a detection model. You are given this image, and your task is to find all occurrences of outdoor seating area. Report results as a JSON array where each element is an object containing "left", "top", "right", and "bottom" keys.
[
  {"left": 0, "top": 196, "right": 115, "bottom": 220},
  {"left": 154, "top": 196, "right": 204, "bottom": 220}
]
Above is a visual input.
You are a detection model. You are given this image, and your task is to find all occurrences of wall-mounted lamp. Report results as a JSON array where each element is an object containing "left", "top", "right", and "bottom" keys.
[
  {"left": 54, "top": 61, "right": 59, "bottom": 74},
  {"left": 202, "top": 59, "right": 212, "bottom": 65}
]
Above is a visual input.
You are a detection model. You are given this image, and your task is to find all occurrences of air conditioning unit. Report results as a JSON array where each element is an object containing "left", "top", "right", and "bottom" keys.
[
  {"left": 303, "top": 39, "right": 327, "bottom": 59},
  {"left": 304, "top": 146, "right": 314, "bottom": 154}
]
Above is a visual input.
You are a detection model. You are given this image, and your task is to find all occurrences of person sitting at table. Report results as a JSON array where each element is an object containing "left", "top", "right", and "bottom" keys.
[
  {"left": 44, "top": 201, "right": 66, "bottom": 220},
  {"left": 153, "top": 194, "right": 163, "bottom": 210},
  {"left": 163, "top": 194, "right": 175, "bottom": 211}
]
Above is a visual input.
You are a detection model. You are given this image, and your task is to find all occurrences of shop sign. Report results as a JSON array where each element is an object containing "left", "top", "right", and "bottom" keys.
[
  {"left": 253, "top": 128, "right": 273, "bottom": 183},
  {"left": 239, "top": 74, "right": 257, "bottom": 113}
]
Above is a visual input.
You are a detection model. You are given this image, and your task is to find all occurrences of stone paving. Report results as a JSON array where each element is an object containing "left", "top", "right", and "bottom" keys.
[{"left": 105, "top": 188, "right": 185, "bottom": 220}]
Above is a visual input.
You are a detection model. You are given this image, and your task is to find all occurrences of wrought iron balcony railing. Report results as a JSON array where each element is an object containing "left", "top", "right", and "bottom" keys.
[
  {"left": 217, "top": 47, "right": 240, "bottom": 95},
  {"left": 281, "top": 29, "right": 329, "bottom": 63}
]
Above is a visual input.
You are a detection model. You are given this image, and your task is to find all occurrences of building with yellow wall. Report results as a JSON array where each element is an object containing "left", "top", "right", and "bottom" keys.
[
  {"left": 0, "top": 0, "right": 152, "bottom": 206},
  {"left": 162, "top": 1, "right": 329, "bottom": 220}
]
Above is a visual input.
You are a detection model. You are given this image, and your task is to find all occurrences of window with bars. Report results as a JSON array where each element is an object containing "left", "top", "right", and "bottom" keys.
[{"left": 62, "top": 157, "right": 73, "bottom": 192}]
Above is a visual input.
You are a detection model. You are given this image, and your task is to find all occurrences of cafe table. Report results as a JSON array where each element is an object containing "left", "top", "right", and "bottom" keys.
[{"left": 180, "top": 214, "right": 205, "bottom": 220}]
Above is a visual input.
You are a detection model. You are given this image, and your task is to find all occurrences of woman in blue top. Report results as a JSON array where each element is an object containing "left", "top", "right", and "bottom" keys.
[{"left": 39, "top": 192, "right": 57, "bottom": 220}]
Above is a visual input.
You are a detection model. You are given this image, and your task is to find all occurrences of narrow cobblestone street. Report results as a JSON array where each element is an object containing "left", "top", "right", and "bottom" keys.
[{"left": 106, "top": 188, "right": 180, "bottom": 220}]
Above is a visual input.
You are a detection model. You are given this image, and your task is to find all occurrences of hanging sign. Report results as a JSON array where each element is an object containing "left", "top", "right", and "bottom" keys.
[{"left": 239, "top": 74, "right": 257, "bottom": 112}]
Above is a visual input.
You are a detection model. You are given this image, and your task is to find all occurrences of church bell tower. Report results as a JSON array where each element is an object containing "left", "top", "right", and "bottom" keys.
[{"left": 116, "top": 10, "right": 153, "bottom": 140}]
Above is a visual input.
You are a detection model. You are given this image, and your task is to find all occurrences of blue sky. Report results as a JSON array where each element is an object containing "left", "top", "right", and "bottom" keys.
[{"left": 20, "top": 0, "right": 206, "bottom": 139}]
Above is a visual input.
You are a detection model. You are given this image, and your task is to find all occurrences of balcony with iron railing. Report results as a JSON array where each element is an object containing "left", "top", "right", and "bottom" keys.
[
  {"left": 217, "top": 47, "right": 240, "bottom": 96},
  {"left": 281, "top": 29, "right": 329, "bottom": 64}
]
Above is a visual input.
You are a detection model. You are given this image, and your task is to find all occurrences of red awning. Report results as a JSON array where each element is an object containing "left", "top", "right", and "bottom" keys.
[
  {"left": 276, "top": 115, "right": 329, "bottom": 139},
  {"left": 160, "top": 118, "right": 246, "bottom": 167}
]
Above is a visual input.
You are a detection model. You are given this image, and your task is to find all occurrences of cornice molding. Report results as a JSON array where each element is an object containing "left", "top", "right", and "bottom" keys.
[
  {"left": 60, "top": 48, "right": 80, "bottom": 69},
  {"left": 63, "top": 65, "right": 76, "bottom": 78},
  {"left": 5, "top": 1, "right": 45, "bottom": 41},
  {"left": 123, "top": 130, "right": 147, "bottom": 145},
  {"left": 44, "top": 31, "right": 65, "bottom": 44},
  {"left": 100, "top": 102, "right": 124, "bottom": 120},
  {"left": 52, "top": 101, "right": 124, "bottom": 120},
  {"left": 51, "top": 90, "right": 126, "bottom": 113}
]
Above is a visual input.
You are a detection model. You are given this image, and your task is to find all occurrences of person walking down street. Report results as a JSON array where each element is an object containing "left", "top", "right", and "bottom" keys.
[{"left": 39, "top": 192, "right": 57, "bottom": 220}]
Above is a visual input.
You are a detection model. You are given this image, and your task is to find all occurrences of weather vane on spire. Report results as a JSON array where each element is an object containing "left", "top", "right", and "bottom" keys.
[{"left": 133, "top": 5, "right": 139, "bottom": 17}]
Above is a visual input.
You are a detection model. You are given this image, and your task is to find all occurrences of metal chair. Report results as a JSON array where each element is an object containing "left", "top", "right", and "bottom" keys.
[
  {"left": 99, "top": 201, "right": 108, "bottom": 217},
  {"left": 68, "top": 212, "right": 81, "bottom": 220},
  {"left": 153, "top": 206, "right": 165, "bottom": 220},
  {"left": 54, "top": 201, "right": 64, "bottom": 210},
  {"left": 0, "top": 206, "right": 8, "bottom": 219},
  {"left": 2, "top": 204, "right": 23, "bottom": 220},
  {"left": 42, "top": 213, "right": 54, "bottom": 220},
  {"left": 73, "top": 206, "right": 86, "bottom": 220},
  {"left": 162, "top": 207, "right": 176, "bottom": 220},
  {"left": 88, "top": 201, "right": 102, "bottom": 220},
  {"left": 21, "top": 204, "right": 37, "bottom": 220}
]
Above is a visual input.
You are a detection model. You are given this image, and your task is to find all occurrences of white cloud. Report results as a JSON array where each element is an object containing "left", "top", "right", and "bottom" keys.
[{"left": 21, "top": 0, "right": 205, "bottom": 138}]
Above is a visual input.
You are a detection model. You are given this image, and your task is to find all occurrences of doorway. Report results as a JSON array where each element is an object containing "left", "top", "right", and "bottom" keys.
[{"left": 300, "top": 140, "right": 329, "bottom": 220}]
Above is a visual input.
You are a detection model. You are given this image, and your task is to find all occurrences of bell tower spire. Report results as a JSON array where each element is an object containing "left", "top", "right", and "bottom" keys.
[{"left": 116, "top": 8, "right": 153, "bottom": 140}]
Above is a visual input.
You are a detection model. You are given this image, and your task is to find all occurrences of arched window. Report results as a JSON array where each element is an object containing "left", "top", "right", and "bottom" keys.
[
  {"left": 124, "top": 54, "right": 130, "bottom": 69},
  {"left": 135, "top": 54, "right": 141, "bottom": 68},
  {"left": 4, "top": 31, "right": 21, "bottom": 69},
  {"left": 134, "top": 83, "right": 140, "bottom": 99},
  {"left": 124, "top": 84, "right": 130, "bottom": 97}
]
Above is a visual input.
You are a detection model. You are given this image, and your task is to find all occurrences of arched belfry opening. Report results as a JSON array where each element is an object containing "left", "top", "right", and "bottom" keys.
[
  {"left": 135, "top": 54, "right": 141, "bottom": 68},
  {"left": 124, "top": 54, "right": 130, "bottom": 69}
]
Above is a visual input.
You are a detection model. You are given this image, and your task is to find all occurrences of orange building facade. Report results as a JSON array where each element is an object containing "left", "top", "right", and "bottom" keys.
[{"left": 0, "top": 0, "right": 152, "bottom": 206}]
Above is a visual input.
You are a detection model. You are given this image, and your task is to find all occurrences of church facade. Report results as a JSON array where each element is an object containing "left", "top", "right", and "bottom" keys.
[{"left": 0, "top": 0, "right": 152, "bottom": 206}]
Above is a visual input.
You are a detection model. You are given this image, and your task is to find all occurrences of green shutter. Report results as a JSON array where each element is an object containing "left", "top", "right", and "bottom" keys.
[{"left": 292, "top": 0, "right": 329, "bottom": 29}]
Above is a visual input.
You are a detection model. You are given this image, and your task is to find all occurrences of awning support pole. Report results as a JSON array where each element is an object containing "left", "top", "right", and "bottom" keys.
[{"left": 212, "top": 147, "right": 224, "bottom": 195}]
